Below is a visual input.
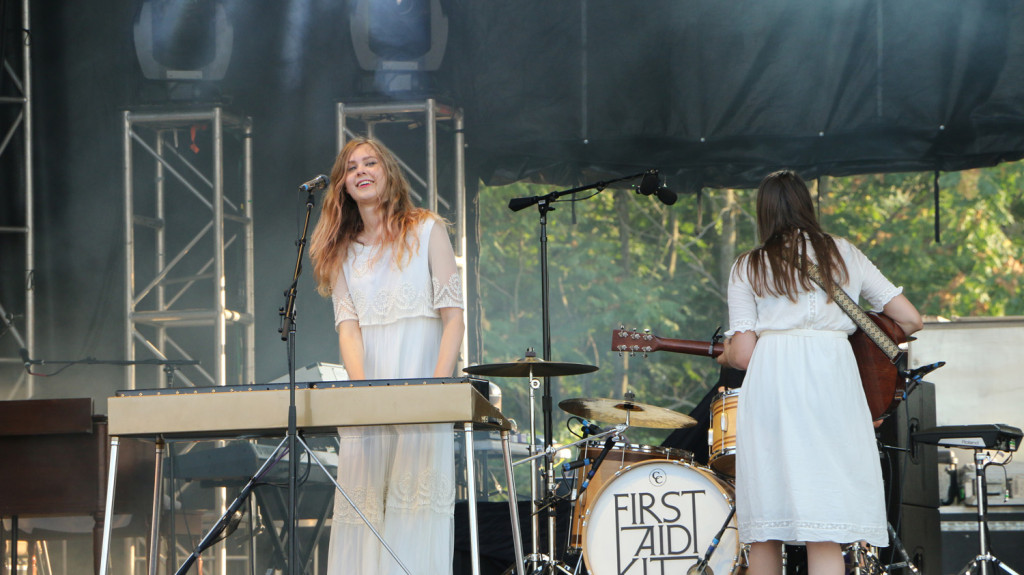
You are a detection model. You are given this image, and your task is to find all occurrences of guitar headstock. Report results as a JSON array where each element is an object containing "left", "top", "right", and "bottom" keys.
[{"left": 611, "top": 325, "right": 661, "bottom": 357}]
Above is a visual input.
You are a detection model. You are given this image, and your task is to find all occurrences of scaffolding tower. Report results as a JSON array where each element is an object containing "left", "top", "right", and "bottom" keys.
[
  {"left": 0, "top": 0, "right": 34, "bottom": 399},
  {"left": 337, "top": 98, "right": 472, "bottom": 366},
  {"left": 123, "top": 106, "right": 255, "bottom": 390}
]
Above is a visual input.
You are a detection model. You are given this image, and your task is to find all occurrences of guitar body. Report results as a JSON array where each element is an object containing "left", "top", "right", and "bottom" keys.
[
  {"left": 612, "top": 317, "right": 908, "bottom": 421},
  {"left": 848, "top": 312, "right": 907, "bottom": 420}
]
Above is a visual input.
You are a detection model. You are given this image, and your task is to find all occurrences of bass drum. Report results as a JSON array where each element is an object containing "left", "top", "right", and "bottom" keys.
[
  {"left": 581, "top": 460, "right": 743, "bottom": 575},
  {"left": 569, "top": 443, "right": 692, "bottom": 550}
]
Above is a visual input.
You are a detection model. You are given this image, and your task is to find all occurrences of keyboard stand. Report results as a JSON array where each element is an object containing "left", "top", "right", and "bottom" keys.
[{"left": 955, "top": 449, "right": 1021, "bottom": 575}]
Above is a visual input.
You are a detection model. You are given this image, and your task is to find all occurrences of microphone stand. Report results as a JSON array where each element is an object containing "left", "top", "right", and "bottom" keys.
[
  {"left": 508, "top": 172, "right": 650, "bottom": 573},
  {"left": 275, "top": 188, "right": 317, "bottom": 575}
]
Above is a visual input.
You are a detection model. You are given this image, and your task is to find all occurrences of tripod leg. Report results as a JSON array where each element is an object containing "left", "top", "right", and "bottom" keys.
[
  {"left": 174, "top": 437, "right": 288, "bottom": 575},
  {"left": 296, "top": 434, "right": 413, "bottom": 575},
  {"left": 993, "top": 557, "right": 1022, "bottom": 575}
]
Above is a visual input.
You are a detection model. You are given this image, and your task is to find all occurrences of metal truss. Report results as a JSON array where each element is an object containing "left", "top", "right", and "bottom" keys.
[
  {"left": 123, "top": 106, "right": 255, "bottom": 390},
  {"left": 337, "top": 98, "right": 472, "bottom": 365},
  {"left": 0, "top": 0, "right": 34, "bottom": 398}
]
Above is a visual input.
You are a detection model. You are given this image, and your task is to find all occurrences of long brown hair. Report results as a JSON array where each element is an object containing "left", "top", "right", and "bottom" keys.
[
  {"left": 309, "top": 137, "right": 432, "bottom": 296},
  {"left": 737, "top": 170, "right": 848, "bottom": 301}
]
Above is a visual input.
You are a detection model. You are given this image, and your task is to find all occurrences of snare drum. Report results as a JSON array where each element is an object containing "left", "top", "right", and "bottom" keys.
[
  {"left": 709, "top": 389, "right": 739, "bottom": 476},
  {"left": 581, "top": 459, "right": 743, "bottom": 575},
  {"left": 568, "top": 443, "right": 692, "bottom": 549}
]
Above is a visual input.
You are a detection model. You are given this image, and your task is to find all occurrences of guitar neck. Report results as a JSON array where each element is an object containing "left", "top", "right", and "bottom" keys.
[
  {"left": 611, "top": 327, "right": 724, "bottom": 358},
  {"left": 658, "top": 338, "right": 724, "bottom": 357}
]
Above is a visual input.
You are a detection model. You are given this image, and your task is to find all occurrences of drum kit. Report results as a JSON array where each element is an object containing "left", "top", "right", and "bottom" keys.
[{"left": 464, "top": 356, "right": 745, "bottom": 575}]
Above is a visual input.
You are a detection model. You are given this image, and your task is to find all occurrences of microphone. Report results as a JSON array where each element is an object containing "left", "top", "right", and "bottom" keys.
[
  {"left": 298, "top": 174, "right": 329, "bottom": 192},
  {"left": 580, "top": 419, "right": 601, "bottom": 436},
  {"left": 508, "top": 195, "right": 541, "bottom": 212},
  {"left": 635, "top": 170, "right": 677, "bottom": 206},
  {"left": 655, "top": 185, "right": 678, "bottom": 206},
  {"left": 562, "top": 458, "right": 592, "bottom": 472},
  {"left": 580, "top": 436, "right": 616, "bottom": 492},
  {"left": 18, "top": 348, "right": 30, "bottom": 367},
  {"left": 638, "top": 170, "right": 659, "bottom": 196}
]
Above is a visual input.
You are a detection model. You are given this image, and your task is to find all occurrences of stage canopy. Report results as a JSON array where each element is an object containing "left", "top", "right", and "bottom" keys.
[{"left": 442, "top": 0, "right": 1024, "bottom": 191}]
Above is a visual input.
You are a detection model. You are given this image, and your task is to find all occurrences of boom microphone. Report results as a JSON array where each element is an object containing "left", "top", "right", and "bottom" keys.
[
  {"left": 298, "top": 174, "right": 329, "bottom": 192},
  {"left": 636, "top": 170, "right": 677, "bottom": 206}
]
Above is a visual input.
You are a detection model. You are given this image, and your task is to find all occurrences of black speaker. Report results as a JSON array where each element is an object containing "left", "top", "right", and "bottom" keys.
[
  {"left": 878, "top": 381, "right": 939, "bottom": 510},
  {"left": 881, "top": 504, "right": 942, "bottom": 575},
  {"left": 876, "top": 382, "right": 942, "bottom": 575}
]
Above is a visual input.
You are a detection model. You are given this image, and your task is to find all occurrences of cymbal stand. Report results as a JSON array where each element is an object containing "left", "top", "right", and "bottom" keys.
[
  {"left": 955, "top": 449, "right": 1021, "bottom": 575},
  {"left": 509, "top": 171, "right": 653, "bottom": 574}
]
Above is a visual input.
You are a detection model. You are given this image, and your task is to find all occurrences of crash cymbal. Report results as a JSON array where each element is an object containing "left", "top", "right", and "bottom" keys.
[
  {"left": 463, "top": 357, "right": 599, "bottom": 378},
  {"left": 558, "top": 396, "right": 696, "bottom": 429}
]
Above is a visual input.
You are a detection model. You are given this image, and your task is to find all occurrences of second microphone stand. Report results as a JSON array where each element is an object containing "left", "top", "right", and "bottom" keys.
[{"left": 507, "top": 171, "right": 656, "bottom": 573}]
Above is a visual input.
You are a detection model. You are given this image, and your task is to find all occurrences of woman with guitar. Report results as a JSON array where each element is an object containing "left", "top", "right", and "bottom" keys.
[{"left": 715, "top": 170, "right": 923, "bottom": 575}]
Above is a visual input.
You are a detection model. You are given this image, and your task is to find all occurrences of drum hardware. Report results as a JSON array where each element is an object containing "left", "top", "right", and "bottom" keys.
[{"left": 465, "top": 354, "right": 601, "bottom": 575}]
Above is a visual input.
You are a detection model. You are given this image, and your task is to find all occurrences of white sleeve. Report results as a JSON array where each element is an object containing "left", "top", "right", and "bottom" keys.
[
  {"left": 427, "top": 219, "right": 464, "bottom": 310},
  {"left": 330, "top": 266, "right": 358, "bottom": 331},
  {"left": 845, "top": 241, "right": 903, "bottom": 311},
  {"left": 725, "top": 259, "right": 757, "bottom": 336}
]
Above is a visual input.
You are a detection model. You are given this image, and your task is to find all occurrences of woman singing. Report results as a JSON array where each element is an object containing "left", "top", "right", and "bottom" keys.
[
  {"left": 716, "top": 170, "right": 923, "bottom": 575},
  {"left": 309, "top": 137, "right": 464, "bottom": 574}
]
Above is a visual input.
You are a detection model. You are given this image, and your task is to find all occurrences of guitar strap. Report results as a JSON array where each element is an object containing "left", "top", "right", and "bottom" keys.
[{"left": 805, "top": 263, "right": 903, "bottom": 363}]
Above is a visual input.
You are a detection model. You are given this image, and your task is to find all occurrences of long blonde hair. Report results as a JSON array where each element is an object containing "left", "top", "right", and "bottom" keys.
[
  {"left": 737, "top": 170, "right": 848, "bottom": 301},
  {"left": 309, "top": 137, "right": 432, "bottom": 296}
]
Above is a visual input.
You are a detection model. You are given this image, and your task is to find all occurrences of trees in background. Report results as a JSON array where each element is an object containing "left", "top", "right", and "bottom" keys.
[{"left": 477, "top": 164, "right": 1024, "bottom": 446}]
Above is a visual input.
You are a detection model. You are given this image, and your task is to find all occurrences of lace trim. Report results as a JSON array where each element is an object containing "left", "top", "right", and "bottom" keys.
[
  {"left": 347, "top": 279, "right": 436, "bottom": 326},
  {"left": 333, "top": 485, "right": 385, "bottom": 526},
  {"left": 873, "top": 285, "right": 904, "bottom": 310},
  {"left": 331, "top": 469, "right": 455, "bottom": 524},
  {"left": 726, "top": 320, "right": 756, "bottom": 336},
  {"left": 808, "top": 290, "right": 818, "bottom": 319},
  {"left": 387, "top": 466, "right": 456, "bottom": 515},
  {"left": 432, "top": 272, "right": 464, "bottom": 309},
  {"left": 333, "top": 291, "right": 358, "bottom": 324},
  {"left": 740, "top": 518, "right": 887, "bottom": 543}
]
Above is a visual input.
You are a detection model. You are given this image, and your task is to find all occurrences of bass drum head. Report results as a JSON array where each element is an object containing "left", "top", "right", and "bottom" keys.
[{"left": 581, "top": 460, "right": 741, "bottom": 575}]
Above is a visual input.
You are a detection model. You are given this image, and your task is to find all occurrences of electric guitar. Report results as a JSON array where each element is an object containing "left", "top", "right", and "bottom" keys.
[{"left": 611, "top": 315, "right": 906, "bottom": 420}]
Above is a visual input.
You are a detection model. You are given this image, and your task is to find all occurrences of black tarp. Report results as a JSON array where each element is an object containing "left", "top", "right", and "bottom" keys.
[
  {"left": 4, "top": 0, "right": 1024, "bottom": 391},
  {"left": 444, "top": 0, "right": 1024, "bottom": 190}
]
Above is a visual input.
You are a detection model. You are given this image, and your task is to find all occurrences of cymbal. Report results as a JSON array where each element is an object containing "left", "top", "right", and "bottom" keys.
[
  {"left": 463, "top": 357, "right": 599, "bottom": 378},
  {"left": 558, "top": 396, "right": 697, "bottom": 429}
]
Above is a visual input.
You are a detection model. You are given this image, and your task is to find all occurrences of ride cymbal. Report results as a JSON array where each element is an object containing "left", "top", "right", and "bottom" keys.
[
  {"left": 463, "top": 357, "right": 598, "bottom": 378},
  {"left": 558, "top": 396, "right": 696, "bottom": 429}
]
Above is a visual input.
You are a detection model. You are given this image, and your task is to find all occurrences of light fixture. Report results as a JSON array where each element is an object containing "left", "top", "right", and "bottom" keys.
[
  {"left": 133, "top": 0, "right": 234, "bottom": 83},
  {"left": 349, "top": 0, "right": 448, "bottom": 93}
]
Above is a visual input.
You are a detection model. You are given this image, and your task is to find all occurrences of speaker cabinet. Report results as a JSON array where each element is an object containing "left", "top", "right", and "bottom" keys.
[
  {"left": 878, "top": 381, "right": 939, "bottom": 510},
  {"left": 881, "top": 504, "right": 942, "bottom": 575}
]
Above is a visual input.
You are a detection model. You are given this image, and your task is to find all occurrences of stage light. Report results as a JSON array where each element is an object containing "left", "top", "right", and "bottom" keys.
[
  {"left": 133, "top": 0, "right": 234, "bottom": 83},
  {"left": 349, "top": 0, "right": 448, "bottom": 93}
]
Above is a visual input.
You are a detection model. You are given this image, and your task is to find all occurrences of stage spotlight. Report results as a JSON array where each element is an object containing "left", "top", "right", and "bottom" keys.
[
  {"left": 133, "top": 0, "right": 234, "bottom": 83},
  {"left": 349, "top": 0, "right": 448, "bottom": 93}
]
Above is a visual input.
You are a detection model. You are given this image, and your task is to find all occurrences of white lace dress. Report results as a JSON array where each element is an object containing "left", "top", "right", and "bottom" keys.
[
  {"left": 726, "top": 237, "right": 900, "bottom": 547},
  {"left": 326, "top": 217, "right": 464, "bottom": 575}
]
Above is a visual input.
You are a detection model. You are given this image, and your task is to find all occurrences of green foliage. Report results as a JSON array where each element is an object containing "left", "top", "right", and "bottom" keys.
[{"left": 477, "top": 163, "right": 1024, "bottom": 448}]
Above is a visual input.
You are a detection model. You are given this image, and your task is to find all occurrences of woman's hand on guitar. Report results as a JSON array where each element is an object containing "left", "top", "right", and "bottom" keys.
[{"left": 716, "top": 338, "right": 732, "bottom": 367}]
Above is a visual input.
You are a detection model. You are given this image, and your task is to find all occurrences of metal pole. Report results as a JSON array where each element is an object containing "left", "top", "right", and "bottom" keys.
[{"left": 123, "top": 111, "right": 136, "bottom": 390}]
